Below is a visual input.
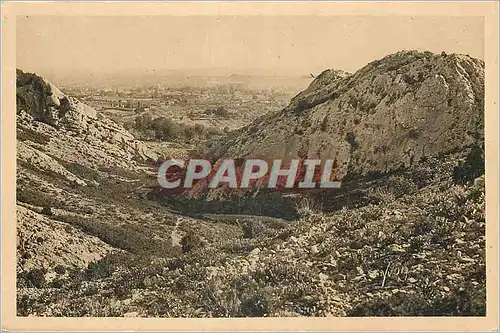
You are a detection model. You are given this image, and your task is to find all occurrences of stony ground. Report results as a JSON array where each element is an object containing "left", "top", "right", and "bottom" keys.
[{"left": 17, "top": 147, "right": 486, "bottom": 317}]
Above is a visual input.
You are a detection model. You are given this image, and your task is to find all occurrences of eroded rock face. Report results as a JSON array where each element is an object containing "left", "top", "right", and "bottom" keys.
[
  {"left": 17, "top": 141, "right": 87, "bottom": 186},
  {"left": 210, "top": 51, "right": 484, "bottom": 180},
  {"left": 16, "top": 69, "right": 159, "bottom": 172},
  {"left": 16, "top": 70, "right": 164, "bottom": 276},
  {"left": 17, "top": 205, "right": 114, "bottom": 273}
]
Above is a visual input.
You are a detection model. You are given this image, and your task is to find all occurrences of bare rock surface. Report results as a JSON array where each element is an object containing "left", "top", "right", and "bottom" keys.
[
  {"left": 210, "top": 51, "right": 484, "bottom": 180},
  {"left": 15, "top": 70, "right": 167, "bottom": 276},
  {"left": 16, "top": 69, "right": 159, "bottom": 171},
  {"left": 17, "top": 205, "right": 114, "bottom": 273},
  {"left": 17, "top": 141, "right": 87, "bottom": 186}
]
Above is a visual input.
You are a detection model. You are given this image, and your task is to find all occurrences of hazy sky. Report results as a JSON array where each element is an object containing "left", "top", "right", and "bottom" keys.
[{"left": 17, "top": 15, "right": 484, "bottom": 79}]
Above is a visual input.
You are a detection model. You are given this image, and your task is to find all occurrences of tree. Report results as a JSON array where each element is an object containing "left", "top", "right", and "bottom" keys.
[
  {"left": 151, "top": 117, "right": 167, "bottom": 140},
  {"left": 135, "top": 115, "right": 143, "bottom": 130},
  {"left": 151, "top": 117, "right": 180, "bottom": 141},
  {"left": 142, "top": 113, "right": 153, "bottom": 129},
  {"left": 135, "top": 114, "right": 153, "bottom": 131},
  {"left": 162, "top": 119, "right": 180, "bottom": 140}
]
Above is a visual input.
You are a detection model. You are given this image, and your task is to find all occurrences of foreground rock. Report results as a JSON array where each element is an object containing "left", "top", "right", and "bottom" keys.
[{"left": 17, "top": 205, "right": 114, "bottom": 274}]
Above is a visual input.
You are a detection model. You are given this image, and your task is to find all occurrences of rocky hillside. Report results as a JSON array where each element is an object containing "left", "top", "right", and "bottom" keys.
[
  {"left": 17, "top": 69, "right": 160, "bottom": 173},
  {"left": 16, "top": 69, "right": 163, "bottom": 273},
  {"left": 17, "top": 149, "right": 486, "bottom": 317},
  {"left": 209, "top": 51, "right": 484, "bottom": 180}
]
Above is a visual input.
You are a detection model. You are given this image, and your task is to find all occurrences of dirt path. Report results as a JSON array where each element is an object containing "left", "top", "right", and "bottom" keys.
[{"left": 170, "top": 217, "right": 184, "bottom": 247}]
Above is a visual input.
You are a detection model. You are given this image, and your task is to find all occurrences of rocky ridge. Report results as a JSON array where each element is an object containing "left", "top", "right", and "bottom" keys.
[
  {"left": 16, "top": 69, "right": 164, "bottom": 273},
  {"left": 17, "top": 69, "right": 159, "bottom": 174},
  {"left": 209, "top": 51, "right": 484, "bottom": 180}
]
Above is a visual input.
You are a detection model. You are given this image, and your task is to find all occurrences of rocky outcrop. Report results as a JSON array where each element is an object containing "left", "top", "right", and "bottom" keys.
[
  {"left": 16, "top": 69, "right": 159, "bottom": 173},
  {"left": 17, "top": 141, "right": 87, "bottom": 186},
  {"left": 16, "top": 69, "right": 97, "bottom": 127},
  {"left": 17, "top": 205, "right": 114, "bottom": 273},
  {"left": 15, "top": 69, "right": 170, "bottom": 279},
  {"left": 209, "top": 51, "right": 484, "bottom": 180}
]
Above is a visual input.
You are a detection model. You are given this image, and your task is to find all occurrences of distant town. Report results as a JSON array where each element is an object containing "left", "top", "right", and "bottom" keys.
[{"left": 61, "top": 81, "right": 307, "bottom": 133}]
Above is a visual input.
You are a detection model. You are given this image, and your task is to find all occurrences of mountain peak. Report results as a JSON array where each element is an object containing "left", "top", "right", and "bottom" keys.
[{"left": 208, "top": 50, "right": 485, "bottom": 181}]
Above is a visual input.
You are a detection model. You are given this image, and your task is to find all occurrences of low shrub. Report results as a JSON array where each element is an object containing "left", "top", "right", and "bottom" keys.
[
  {"left": 181, "top": 232, "right": 204, "bottom": 253},
  {"left": 18, "top": 268, "right": 46, "bottom": 288}
]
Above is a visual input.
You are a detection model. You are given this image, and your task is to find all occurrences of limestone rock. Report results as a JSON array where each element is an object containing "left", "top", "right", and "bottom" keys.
[
  {"left": 16, "top": 69, "right": 159, "bottom": 170},
  {"left": 17, "top": 205, "right": 114, "bottom": 273},
  {"left": 17, "top": 141, "right": 86, "bottom": 186},
  {"left": 209, "top": 51, "right": 484, "bottom": 181}
]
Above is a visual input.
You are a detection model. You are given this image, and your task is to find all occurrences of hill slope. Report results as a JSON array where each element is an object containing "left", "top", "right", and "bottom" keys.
[
  {"left": 209, "top": 51, "right": 484, "bottom": 180},
  {"left": 16, "top": 69, "right": 162, "bottom": 272}
]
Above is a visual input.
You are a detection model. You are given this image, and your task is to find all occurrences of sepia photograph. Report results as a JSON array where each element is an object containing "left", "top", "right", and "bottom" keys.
[{"left": 1, "top": 1, "right": 499, "bottom": 332}]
